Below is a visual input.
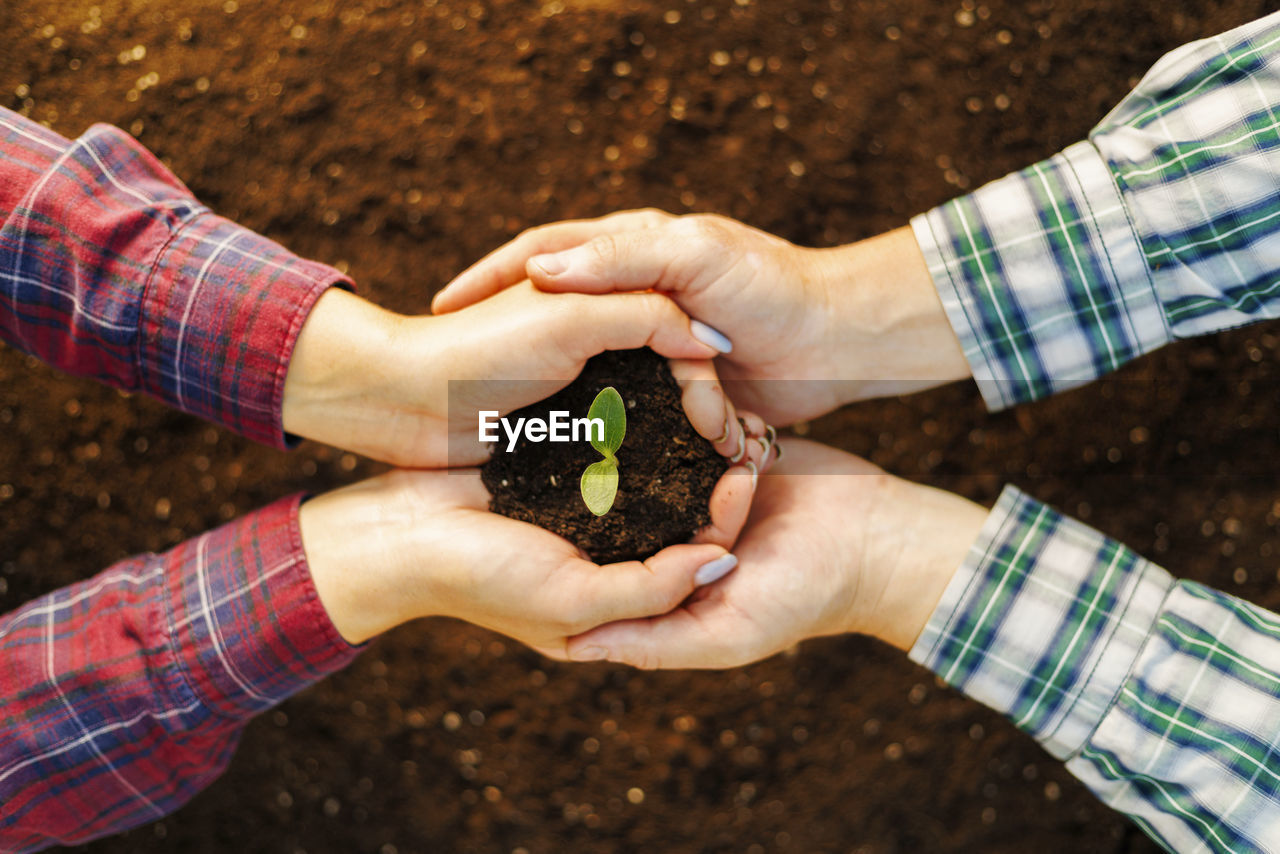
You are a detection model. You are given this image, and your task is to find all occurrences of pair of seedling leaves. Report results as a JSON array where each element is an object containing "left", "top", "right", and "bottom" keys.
[{"left": 580, "top": 386, "right": 626, "bottom": 516}]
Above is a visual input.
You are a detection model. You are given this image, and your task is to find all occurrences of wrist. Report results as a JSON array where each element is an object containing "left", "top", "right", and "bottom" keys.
[
  {"left": 281, "top": 288, "right": 408, "bottom": 450},
  {"left": 811, "top": 226, "right": 971, "bottom": 402},
  {"left": 297, "top": 474, "right": 435, "bottom": 644},
  {"left": 857, "top": 476, "right": 988, "bottom": 651}
]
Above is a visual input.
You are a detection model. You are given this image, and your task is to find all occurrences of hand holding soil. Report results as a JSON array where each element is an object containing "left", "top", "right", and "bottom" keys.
[
  {"left": 566, "top": 439, "right": 988, "bottom": 667},
  {"left": 297, "top": 467, "right": 739, "bottom": 655},
  {"left": 434, "top": 210, "right": 973, "bottom": 423},
  {"left": 281, "top": 281, "right": 750, "bottom": 468}
]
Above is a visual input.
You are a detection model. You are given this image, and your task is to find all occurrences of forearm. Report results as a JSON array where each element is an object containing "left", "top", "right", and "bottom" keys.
[
  {"left": 909, "top": 487, "right": 1280, "bottom": 852},
  {"left": 0, "top": 497, "right": 359, "bottom": 851},
  {"left": 0, "top": 107, "right": 351, "bottom": 448}
]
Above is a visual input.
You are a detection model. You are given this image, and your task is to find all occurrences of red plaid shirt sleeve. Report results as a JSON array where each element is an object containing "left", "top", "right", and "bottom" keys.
[
  {"left": 0, "top": 110, "right": 364, "bottom": 850},
  {"left": 0, "top": 496, "right": 363, "bottom": 851},
  {"left": 0, "top": 107, "right": 353, "bottom": 448}
]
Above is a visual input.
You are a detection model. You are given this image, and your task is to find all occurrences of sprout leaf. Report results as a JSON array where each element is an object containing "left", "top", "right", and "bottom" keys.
[
  {"left": 587, "top": 386, "right": 626, "bottom": 458},
  {"left": 580, "top": 458, "right": 619, "bottom": 516}
]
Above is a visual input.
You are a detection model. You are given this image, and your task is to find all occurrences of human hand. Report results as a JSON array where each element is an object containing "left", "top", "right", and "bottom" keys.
[
  {"left": 430, "top": 211, "right": 973, "bottom": 424},
  {"left": 298, "top": 468, "right": 747, "bottom": 652},
  {"left": 562, "top": 439, "right": 989, "bottom": 668},
  {"left": 281, "top": 282, "right": 761, "bottom": 475}
]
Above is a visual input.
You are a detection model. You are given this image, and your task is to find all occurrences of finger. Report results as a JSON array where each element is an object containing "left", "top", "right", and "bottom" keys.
[
  {"left": 432, "top": 210, "right": 671, "bottom": 313},
  {"left": 567, "top": 543, "right": 737, "bottom": 629},
  {"left": 762, "top": 427, "right": 781, "bottom": 470},
  {"left": 733, "top": 412, "right": 778, "bottom": 469},
  {"left": 566, "top": 600, "right": 750, "bottom": 670},
  {"left": 526, "top": 217, "right": 736, "bottom": 298},
  {"left": 555, "top": 291, "right": 729, "bottom": 362},
  {"left": 708, "top": 392, "right": 758, "bottom": 464},
  {"left": 691, "top": 463, "right": 756, "bottom": 548},
  {"left": 668, "top": 358, "right": 731, "bottom": 445},
  {"left": 733, "top": 423, "right": 768, "bottom": 488},
  {"left": 738, "top": 411, "right": 768, "bottom": 439}
]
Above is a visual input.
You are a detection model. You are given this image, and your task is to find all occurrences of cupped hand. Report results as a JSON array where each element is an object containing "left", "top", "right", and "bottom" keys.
[
  {"left": 431, "top": 210, "right": 973, "bottom": 424},
  {"left": 562, "top": 439, "right": 989, "bottom": 669},
  {"left": 431, "top": 210, "right": 839, "bottom": 423},
  {"left": 299, "top": 468, "right": 748, "bottom": 653},
  {"left": 282, "top": 283, "right": 760, "bottom": 477}
]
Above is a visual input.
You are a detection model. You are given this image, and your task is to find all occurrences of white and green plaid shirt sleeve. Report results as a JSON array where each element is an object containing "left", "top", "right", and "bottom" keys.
[
  {"left": 911, "top": 12, "right": 1280, "bottom": 410},
  {"left": 911, "top": 486, "right": 1280, "bottom": 852}
]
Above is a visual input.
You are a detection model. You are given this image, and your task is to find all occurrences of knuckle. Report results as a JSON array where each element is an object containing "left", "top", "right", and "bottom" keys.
[
  {"left": 629, "top": 648, "right": 661, "bottom": 671},
  {"left": 558, "top": 601, "right": 592, "bottom": 632},
  {"left": 636, "top": 207, "right": 672, "bottom": 228},
  {"left": 677, "top": 215, "right": 736, "bottom": 254},
  {"left": 586, "top": 233, "right": 621, "bottom": 268},
  {"left": 631, "top": 290, "right": 678, "bottom": 324}
]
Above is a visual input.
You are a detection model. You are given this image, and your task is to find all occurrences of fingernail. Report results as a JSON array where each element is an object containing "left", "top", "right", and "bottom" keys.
[
  {"left": 713, "top": 414, "right": 731, "bottom": 445},
  {"left": 773, "top": 440, "right": 784, "bottom": 462},
  {"left": 530, "top": 252, "right": 568, "bottom": 276},
  {"left": 730, "top": 430, "right": 746, "bottom": 463},
  {"left": 745, "top": 460, "right": 759, "bottom": 491},
  {"left": 572, "top": 646, "right": 609, "bottom": 661},
  {"left": 756, "top": 435, "right": 771, "bottom": 462},
  {"left": 695, "top": 553, "right": 739, "bottom": 585},
  {"left": 690, "top": 320, "right": 732, "bottom": 354}
]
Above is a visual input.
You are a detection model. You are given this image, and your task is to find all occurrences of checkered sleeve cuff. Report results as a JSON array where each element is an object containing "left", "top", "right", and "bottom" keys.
[
  {"left": 140, "top": 208, "right": 352, "bottom": 450},
  {"left": 163, "top": 494, "right": 364, "bottom": 720},
  {"left": 909, "top": 485, "right": 1173, "bottom": 760},
  {"left": 910, "top": 140, "right": 1170, "bottom": 411}
]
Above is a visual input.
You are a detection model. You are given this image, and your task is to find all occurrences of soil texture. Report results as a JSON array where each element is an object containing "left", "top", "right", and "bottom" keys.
[
  {"left": 1, "top": 1, "right": 1276, "bottom": 853},
  {"left": 482, "top": 349, "right": 726, "bottom": 564}
]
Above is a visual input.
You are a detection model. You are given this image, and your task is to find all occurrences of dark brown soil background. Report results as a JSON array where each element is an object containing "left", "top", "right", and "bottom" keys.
[
  {"left": 482, "top": 349, "right": 727, "bottom": 564},
  {"left": 2, "top": 1, "right": 1277, "bottom": 852}
]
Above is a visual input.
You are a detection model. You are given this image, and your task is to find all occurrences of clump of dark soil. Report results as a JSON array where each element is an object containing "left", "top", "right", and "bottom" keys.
[{"left": 481, "top": 348, "right": 727, "bottom": 564}]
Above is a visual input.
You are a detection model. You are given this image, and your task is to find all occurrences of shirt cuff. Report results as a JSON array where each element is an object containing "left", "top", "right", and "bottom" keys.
[
  {"left": 911, "top": 140, "right": 1170, "bottom": 411},
  {"left": 138, "top": 211, "right": 352, "bottom": 449},
  {"left": 909, "top": 485, "right": 1173, "bottom": 760},
  {"left": 163, "top": 494, "right": 363, "bottom": 720}
]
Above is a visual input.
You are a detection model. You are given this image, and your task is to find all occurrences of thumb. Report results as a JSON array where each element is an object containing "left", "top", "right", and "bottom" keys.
[
  {"left": 568, "top": 544, "right": 739, "bottom": 630},
  {"left": 565, "top": 597, "right": 747, "bottom": 670},
  {"left": 555, "top": 291, "right": 732, "bottom": 361}
]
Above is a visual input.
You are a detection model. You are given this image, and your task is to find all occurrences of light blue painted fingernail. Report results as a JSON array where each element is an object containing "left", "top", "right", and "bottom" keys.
[
  {"left": 690, "top": 319, "right": 732, "bottom": 354},
  {"left": 695, "top": 553, "right": 739, "bottom": 586}
]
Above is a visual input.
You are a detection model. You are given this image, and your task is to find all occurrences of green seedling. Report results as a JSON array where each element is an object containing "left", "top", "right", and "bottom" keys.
[{"left": 580, "top": 386, "right": 626, "bottom": 516}]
